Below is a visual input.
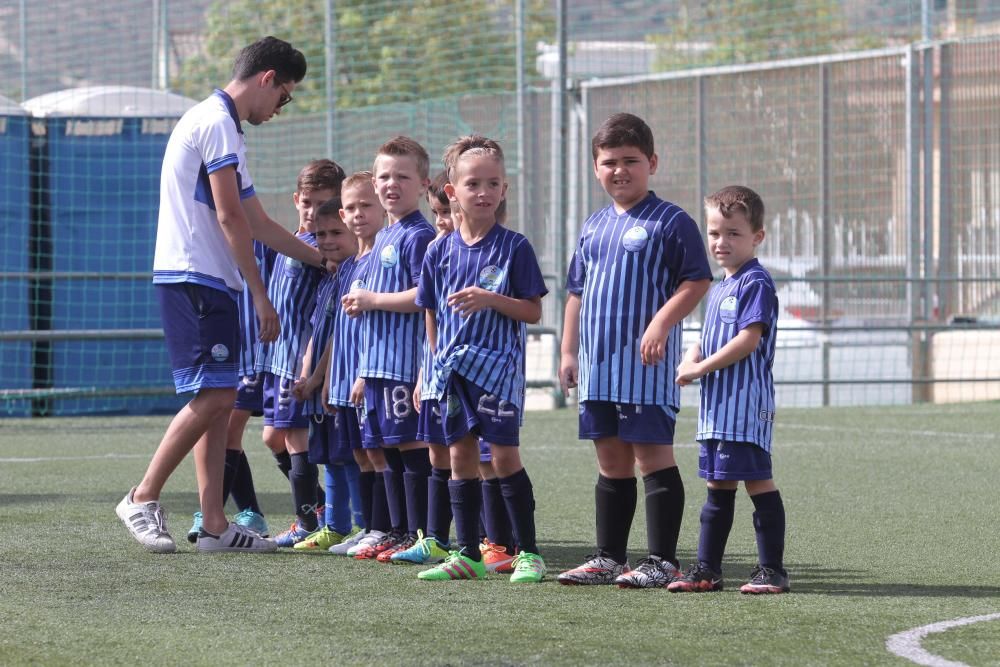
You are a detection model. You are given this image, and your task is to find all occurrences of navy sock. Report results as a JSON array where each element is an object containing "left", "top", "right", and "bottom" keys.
[
  {"left": 382, "top": 448, "right": 407, "bottom": 532},
  {"left": 344, "top": 461, "right": 363, "bottom": 529},
  {"left": 427, "top": 467, "right": 453, "bottom": 545},
  {"left": 273, "top": 450, "right": 291, "bottom": 479},
  {"left": 595, "top": 474, "right": 636, "bottom": 564},
  {"left": 449, "top": 478, "right": 482, "bottom": 561},
  {"left": 370, "top": 471, "right": 391, "bottom": 533},
  {"left": 221, "top": 448, "right": 241, "bottom": 506},
  {"left": 289, "top": 452, "right": 319, "bottom": 531},
  {"left": 229, "top": 451, "right": 262, "bottom": 515},
  {"left": 358, "top": 470, "right": 376, "bottom": 531},
  {"left": 324, "top": 465, "right": 352, "bottom": 535},
  {"left": 482, "top": 476, "right": 514, "bottom": 552},
  {"left": 751, "top": 490, "right": 786, "bottom": 574},
  {"left": 697, "top": 487, "right": 737, "bottom": 573},
  {"left": 499, "top": 468, "right": 538, "bottom": 555},
  {"left": 401, "top": 448, "right": 431, "bottom": 535},
  {"left": 643, "top": 466, "right": 684, "bottom": 566}
]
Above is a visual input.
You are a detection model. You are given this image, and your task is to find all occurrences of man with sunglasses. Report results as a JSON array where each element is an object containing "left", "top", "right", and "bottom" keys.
[{"left": 117, "top": 36, "right": 323, "bottom": 554}]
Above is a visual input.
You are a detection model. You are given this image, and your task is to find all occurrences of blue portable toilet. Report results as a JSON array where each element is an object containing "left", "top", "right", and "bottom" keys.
[
  {"left": 0, "top": 95, "right": 31, "bottom": 416},
  {"left": 24, "top": 86, "right": 196, "bottom": 415}
]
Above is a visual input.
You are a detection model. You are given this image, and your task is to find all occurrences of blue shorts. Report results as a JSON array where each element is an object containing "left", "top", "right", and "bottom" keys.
[
  {"left": 156, "top": 283, "right": 238, "bottom": 394},
  {"left": 578, "top": 401, "right": 677, "bottom": 444},
  {"left": 417, "top": 399, "right": 447, "bottom": 446},
  {"left": 334, "top": 406, "right": 365, "bottom": 453},
  {"left": 437, "top": 374, "right": 520, "bottom": 447},
  {"left": 698, "top": 439, "right": 772, "bottom": 481},
  {"left": 479, "top": 438, "right": 492, "bottom": 463},
  {"left": 263, "top": 373, "right": 310, "bottom": 429},
  {"left": 307, "top": 412, "right": 355, "bottom": 465},
  {"left": 362, "top": 378, "right": 419, "bottom": 447},
  {"left": 234, "top": 373, "right": 264, "bottom": 415}
]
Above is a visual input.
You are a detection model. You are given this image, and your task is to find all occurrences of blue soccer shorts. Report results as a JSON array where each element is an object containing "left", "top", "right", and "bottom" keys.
[
  {"left": 156, "top": 283, "right": 238, "bottom": 394},
  {"left": 578, "top": 401, "right": 677, "bottom": 445},
  {"left": 698, "top": 439, "right": 773, "bottom": 481}
]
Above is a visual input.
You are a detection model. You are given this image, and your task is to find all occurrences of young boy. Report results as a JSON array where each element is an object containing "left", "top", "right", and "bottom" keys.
[
  {"left": 256, "top": 159, "right": 345, "bottom": 547},
  {"left": 557, "top": 112, "right": 712, "bottom": 587},
  {"left": 342, "top": 140, "right": 436, "bottom": 561},
  {"left": 669, "top": 185, "right": 788, "bottom": 594},
  {"left": 415, "top": 134, "right": 548, "bottom": 583}
]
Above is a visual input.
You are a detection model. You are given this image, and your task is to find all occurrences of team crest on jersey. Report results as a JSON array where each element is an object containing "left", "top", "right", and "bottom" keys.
[
  {"left": 719, "top": 296, "right": 738, "bottom": 324},
  {"left": 285, "top": 256, "right": 302, "bottom": 270},
  {"left": 478, "top": 265, "right": 505, "bottom": 291},
  {"left": 622, "top": 225, "right": 649, "bottom": 252},
  {"left": 350, "top": 278, "right": 366, "bottom": 292},
  {"left": 380, "top": 244, "right": 399, "bottom": 268},
  {"left": 210, "top": 344, "right": 229, "bottom": 362},
  {"left": 442, "top": 393, "right": 461, "bottom": 419}
]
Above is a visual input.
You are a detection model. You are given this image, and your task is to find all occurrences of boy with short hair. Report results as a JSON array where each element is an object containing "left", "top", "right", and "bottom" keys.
[
  {"left": 557, "top": 112, "right": 712, "bottom": 587},
  {"left": 670, "top": 185, "right": 789, "bottom": 594},
  {"left": 256, "top": 158, "right": 345, "bottom": 547},
  {"left": 342, "top": 137, "right": 436, "bottom": 561}
]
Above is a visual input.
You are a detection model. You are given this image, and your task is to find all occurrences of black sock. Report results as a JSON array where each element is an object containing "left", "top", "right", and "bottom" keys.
[
  {"left": 229, "top": 451, "right": 262, "bottom": 515},
  {"left": 221, "top": 448, "right": 241, "bottom": 506},
  {"left": 382, "top": 447, "right": 407, "bottom": 532},
  {"left": 370, "top": 471, "right": 391, "bottom": 533},
  {"left": 481, "top": 476, "right": 514, "bottom": 552},
  {"left": 499, "top": 468, "right": 538, "bottom": 554},
  {"left": 449, "top": 477, "right": 482, "bottom": 561},
  {"left": 697, "top": 488, "right": 737, "bottom": 573},
  {"left": 751, "top": 490, "right": 786, "bottom": 574},
  {"left": 401, "top": 448, "right": 431, "bottom": 535},
  {"left": 289, "top": 452, "right": 319, "bottom": 531},
  {"left": 643, "top": 466, "right": 684, "bottom": 566},
  {"left": 595, "top": 474, "right": 636, "bottom": 564},
  {"left": 273, "top": 450, "right": 291, "bottom": 479},
  {"left": 358, "top": 470, "right": 376, "bottom": 531},
  {"left": 427, "top": 467, "right": 453, "bottom": 544}
]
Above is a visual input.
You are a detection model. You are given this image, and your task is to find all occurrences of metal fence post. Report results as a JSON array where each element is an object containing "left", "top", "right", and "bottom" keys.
[{"left": 819, "top": 62, "right": 831, "bottom": 406}]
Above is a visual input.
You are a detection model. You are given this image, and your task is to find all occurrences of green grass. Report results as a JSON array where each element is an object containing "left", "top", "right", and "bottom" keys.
[{"left": 1, "top": 403, "right": 999, "bottom": 666}]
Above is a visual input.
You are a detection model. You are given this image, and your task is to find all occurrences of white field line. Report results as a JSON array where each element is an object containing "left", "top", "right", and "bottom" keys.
[
  {"left": 778, "top": 422, "right": 989, "bottom": 442},
  {"left": 0, "top": 453, "right": 147, "bottom": 463},
  {"left": 885, "top": 612, "right": 1000, "bottom": 667}
]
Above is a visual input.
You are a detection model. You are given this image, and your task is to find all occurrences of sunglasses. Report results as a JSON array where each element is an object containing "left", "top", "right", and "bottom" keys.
[{"left": 277, "top": 83, "right": 293, "bottom": 108}]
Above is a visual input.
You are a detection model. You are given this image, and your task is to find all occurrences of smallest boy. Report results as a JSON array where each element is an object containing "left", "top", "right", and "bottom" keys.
[{"left": 670, "top": 185, "right": 788, "bottom": 594}]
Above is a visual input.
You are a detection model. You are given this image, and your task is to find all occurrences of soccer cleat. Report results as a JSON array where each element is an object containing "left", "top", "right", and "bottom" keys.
[
  {"left": 557, "top": 553, "right": 629, "bottom": 585},
  {"left": 480, "top": 540, "right": 516, "bottom": 573},
  {"left": 667, "top": 563, "right": 724, "bottom": 592},
  {"left": 739, "top": 565, "right": 790, "bottom": 594},
  {"left": 509, "top": 551, "right": 547, "bottom": 583},
  {"left": 329, "top": 529, "right": 367, "bottom": 555},
  {"left": 293, "top": 526, "right": 345, "bottom": 552},
  {"left": 273, "top": 522, "right": 311, "bottom": 548},
  {"left": 614, "top": 555, "right": 682, "bottom": 589},
  {"left": 115, "top": 488, "right": 176, "bottom": 554},
  {"left": 234, "top": 509, "right": 269, "bottom": 537},
  {"left": 353, "top": 530, "right": 403, "bottom": 560},
  {"left": 186, "top": 512, "right": 203, "bottom": 544},
  {"left": 196, "top": 522, "right": 278, "bottom": 553},
  {"left": 390, "top": 530, "right": 450, "bottom": 564},
  {"left": 347, "top": 530, "right": 386, "bottom": 557},
  {"left": 417, "top": 550, "right": 487, "bottom": 581},
  {"left": 376, "top": 532, "right": 416, "bottom": 562}
]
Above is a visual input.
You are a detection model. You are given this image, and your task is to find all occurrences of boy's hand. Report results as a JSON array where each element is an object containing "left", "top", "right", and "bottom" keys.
[
  {"left": 349, "top": 377, "right": 366, "bottom": 407},
  {"left": 291, "top": 376, "right": 315, "bottom": 401},
  {"left": 412, "top": 382, "right": 422, "bottom": 413},
  {"left": 639, "top": 319, "right": 670, "bottom": 365},
  {"left": 254, "top": 296, "right": 280, "bottom": 343},
  {"left": 447, "top": 287, "right": 494, "bottom": 317},
  {"left": 675, "top": 347, "right": 704, "bottom": 386},
  {"left": 342, "top": 289, "right": 375, "bottom": 318},
  {"left": 559, "top": 353, "right": 579, "bottom": 394},
  {"left": 322, "top": 399, "right": 338, "bottom": 416}
]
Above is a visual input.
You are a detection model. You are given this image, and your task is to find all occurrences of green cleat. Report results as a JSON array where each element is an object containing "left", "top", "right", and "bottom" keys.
[
  {"left": 509, "top": 551, "right": 547, "bottom": 583},
  {"left": 417, "top": 549, "right": 487, "bottom": 581},
  {"left": 391, "top": 529, "right": 450, "bottom": 564},
  {"left": 292, "top": 525, "right": 345, "bottom": 552}
]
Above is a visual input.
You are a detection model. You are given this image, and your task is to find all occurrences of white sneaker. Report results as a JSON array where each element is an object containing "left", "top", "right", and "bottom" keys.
[
  {"left": 196, "top": 522, "right": 278, "bottom": 553},
  {"left": 346, "top": 529, "right": 386, "bottom": 557},
  {"left": 329, "top": 529, "right": 367, "bottom": 555},
  {"left": 115, "top": 488, "right": 176, "bottom": 554}
]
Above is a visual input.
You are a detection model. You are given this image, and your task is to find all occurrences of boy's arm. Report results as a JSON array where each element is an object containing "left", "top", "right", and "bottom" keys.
[
  {"left": 640, "top": 278, "right": 711, "bottom": 365},
  {"left": 346, "top": 286, "right": 422, "bottom": 315},
  {"left": 447, "top": 288, "right": 542, "bottom": 324},
  {"left": 676, "top": 324, "right": 762, "bottom": 384},
  {"left": 208, "top": 167, "right": 278, "bottom": 342},
  {"left": 242, "top": 194, "right": 322, "bottom": 268},
  {"left": 291, "top": 336, "right": 316, "bottom": 400},
  {"left": 558, "top": 293, "right": 581, "bottom": 394}
]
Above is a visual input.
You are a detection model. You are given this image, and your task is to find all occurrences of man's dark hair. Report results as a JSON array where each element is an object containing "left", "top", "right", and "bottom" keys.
[
  {"left": 591, "top": 112, "right": 655, "bottom": 160},
  {"left": 232, "top": 36, "right": 307, "bottom": 84}
]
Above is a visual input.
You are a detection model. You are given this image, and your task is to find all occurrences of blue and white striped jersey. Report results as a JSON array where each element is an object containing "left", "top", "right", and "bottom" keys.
[
  {"left": 236, "top": 240, "right": 275, "bottom": 377},
  {"left": 255, "top": 231, "right": 323, "bottom": 380},
  {"left": 328, "top": 254, "right": 371, "bottom": 407},
  {"left": 301, "top": 270, "right": 340, "bottom": 415},
  {"left": 566, "top": 191, "right": 712, "bottom": 408},
  {"left": 357, "top": 211, "right": 435, "bottom": 382},
  {"left": 697, "top": 258, "right": 777, "bottom": 451},
  {"left": 416, "top": 225, "right": 548, "bottom": 410}
]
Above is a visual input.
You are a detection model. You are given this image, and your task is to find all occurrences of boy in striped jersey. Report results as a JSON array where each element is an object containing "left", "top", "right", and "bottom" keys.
[
  {"left": 415, "top": 135, "right": 549, "bottom": 583},
  {"left": 256, "top": 159, "right": 345, "bottom": 547},
  {"left": 342, "top": 137, "right": 436, "bottom": 561},
  {"left": 669, "top": 185, "right": 789, "bottom": 595},
  {"left": 558, "top": 113, "right": 712, "bottom": 588}
]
